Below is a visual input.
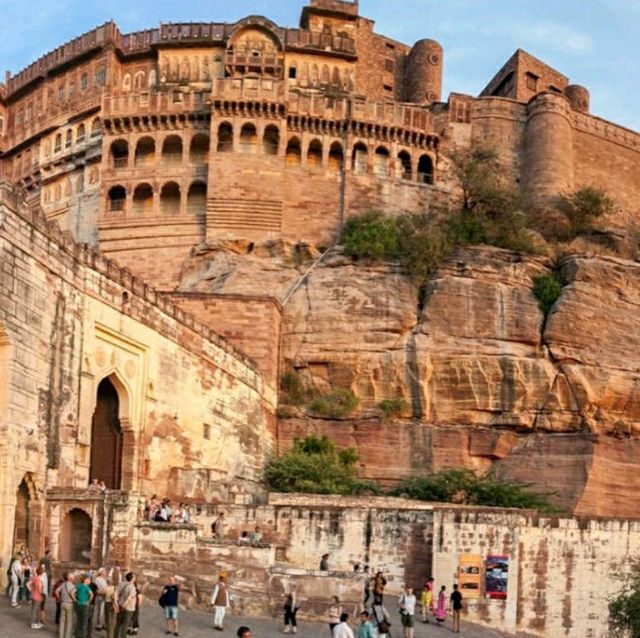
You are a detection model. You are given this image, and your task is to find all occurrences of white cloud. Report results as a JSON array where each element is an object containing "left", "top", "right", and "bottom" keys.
[{"left": 513, "top": 21, "right": 593, "bottom": 54}]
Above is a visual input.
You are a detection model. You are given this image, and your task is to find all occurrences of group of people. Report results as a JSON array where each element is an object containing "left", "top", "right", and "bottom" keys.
[
  {"left": 143, "top": 495, "right": 192, "bottom": 524},
  {"left": 88, "top": 479, "right": 107, "bottom": 493},
  {"left": 6, "top": 546, "right": 52, "bottom": 621}
]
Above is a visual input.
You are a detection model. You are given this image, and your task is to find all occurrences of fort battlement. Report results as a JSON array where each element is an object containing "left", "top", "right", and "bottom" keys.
[{"left": 0, "top": 1, "right": 638, "bottom": 291}]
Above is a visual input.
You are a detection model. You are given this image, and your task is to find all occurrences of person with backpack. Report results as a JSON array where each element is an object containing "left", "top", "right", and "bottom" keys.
[
  {"left": 114, "top": 572, "right": 137, "bottom": 638},
  {"left": 159, "top": 575, "right": 180, "bottom": 637},
  {"left": 398, "top": 586, "right": 416, "bottom": 638},
  {"left": 55, "top": 572, "right": 77, "bottom": 638},
  {"left": 371, "top": 599, "right": 391, "bottom": 638}
]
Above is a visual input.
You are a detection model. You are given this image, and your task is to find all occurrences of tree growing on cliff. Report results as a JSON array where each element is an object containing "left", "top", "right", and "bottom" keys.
[
  {"left": 264, "top": 435, "right": 378, "bottom": 495},
  {"left": 390, "top": 469, "right": 559, "bottom": 512},
  {"left": 609, "top": 567, "right": 640, "bottom": 638}
]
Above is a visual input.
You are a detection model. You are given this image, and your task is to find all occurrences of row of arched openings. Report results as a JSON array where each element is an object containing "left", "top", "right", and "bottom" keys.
[
  {"left": 107, "top": 180, "right": 206, "bottom": 214},
  {"left": 110, "top": 133, "right": 210, "bottom": 168}
]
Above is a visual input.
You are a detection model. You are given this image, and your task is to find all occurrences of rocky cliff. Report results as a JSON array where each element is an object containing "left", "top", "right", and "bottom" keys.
[{"left": 177, "top": 241, "right": 640, "bottom": 518}]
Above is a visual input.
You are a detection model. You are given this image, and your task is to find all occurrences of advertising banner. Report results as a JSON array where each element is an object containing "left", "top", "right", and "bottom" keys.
[
  {"left": 457, "top": 553, "right": 482, "bottom": 598},
  {"left": 485, "top": 555, "right": 509, "bottom": 600}
]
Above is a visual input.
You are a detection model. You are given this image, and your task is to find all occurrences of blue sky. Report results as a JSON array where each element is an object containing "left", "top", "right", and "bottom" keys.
[{"left": 1, "top": 0, "right": 637, "bottom": 131}]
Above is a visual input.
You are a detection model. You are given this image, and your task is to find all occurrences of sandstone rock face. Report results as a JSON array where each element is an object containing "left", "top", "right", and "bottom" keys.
[{"left": 179, "top": 243, "right": 640, "bottom": 518}]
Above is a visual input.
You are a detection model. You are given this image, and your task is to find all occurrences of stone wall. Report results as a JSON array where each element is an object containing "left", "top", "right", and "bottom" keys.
[{"left": 0, "top": 185, "right": 275, "bottom": 576}]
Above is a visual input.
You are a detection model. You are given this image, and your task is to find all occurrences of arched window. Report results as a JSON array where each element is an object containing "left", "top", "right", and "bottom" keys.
[
  {"left": 263, "top": 125, "right": 279, "bottom": 155},
  {"left": 189, "top": 134, "right": 210, "bottom": 163},
  {"left": 187, "top": 181, "right": 207, "bottom": 216},
  {"left": 418, "top": 154, "right": 434, "bottom": 184},
  {"left": 133, "top": 71, "right": 146, "bottom": 90},
  {"left": 110, "top": 139, "right": 129, "bottom": 168},
  {"left": 60, "top": 509, "right": 92, "bottom": 564},
  {"left": 160, "top": 182, "right": 181, "bottom": 214},
  {"left": 133, "top": 183, "right": 153, "bottom": 215},
  {"left": 54, "top": 133, "right": 62, "bottom": 154},
  {"left": 65, "top": 129, "right": 73, "bottom": 148},
  {"left": 374, "top": 146, "right": 390, "bottom": 177},
  {"left": 332, "top": 66, "right": 341, "bottom": 87},
  {"left": 91, "top": 118, "right": 101, "bottom": 137},
  {"left": 351, "top": 142, "right": 368, "bottom": 175},
  {"left": 307, "top": 139, "right": 323, "bottom": 167},
  {"left": 239, "top": 123, "right": 258, "bottom": 153},
  {"left": 285, "top": 137, "right": 302, "bottom": 166},
  {"left": 217, "top": 122, "right": 233, "bottom": 152},
  {"left": 328, "top": 142, "right": 344, "bottom": 172},
  {"left": 397, "top": 151, "right": 412, "bottom": 180},
  {"left": 135, "top": 136, "right": 155, "bottom": 167},
  {"left": 80, "top": 73, "right": 89, "bottom": 91},
  {"left": 162, "top": 135, "right": 183, "bottom": 165},
  {"left": 95, "top": 65, "right": 107, "bottom": 86},
  {"left": 13, "top": 478, "right": 31, "bottom": 553},
  {"left": 107, "top": 185, "right": 126, "bottom": 212},
  {"left": 148, "top": 70, "right": 157, "bottom": 89},
  {"left": 321, "top": 64, "right": 330, "bottom": 85},
  {"left": 76, "top": 124, "right": 86, "bottom": 144}
]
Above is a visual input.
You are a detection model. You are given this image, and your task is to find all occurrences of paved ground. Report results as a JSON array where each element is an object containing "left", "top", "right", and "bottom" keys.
[{"left": 1, "top": 598, "right": 510, "bottom": 638}]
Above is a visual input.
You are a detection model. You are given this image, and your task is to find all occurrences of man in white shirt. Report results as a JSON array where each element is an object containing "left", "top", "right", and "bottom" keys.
[
  {"left": 9, "top": 557, "right": 22, "bottom": 607},
  {"left": 399, "top": 586, "right": 417, "bottom": 638},
  {"left": 94, "top": 567, "right": 108, "bottom": 630},
  {"left": 210, "top": 573, "right": 231, "bottom": 631},
  {"left": 333, "top": 613, "right": 355, "bottom": 638}
]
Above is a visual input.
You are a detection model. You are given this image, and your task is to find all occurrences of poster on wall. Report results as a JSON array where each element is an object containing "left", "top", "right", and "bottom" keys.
[
  {"left": 485, "top": 555, "right": 509, "bottom": 600},
  {"left": 457, "top": 554, "right": 482, "bottom": 598}
]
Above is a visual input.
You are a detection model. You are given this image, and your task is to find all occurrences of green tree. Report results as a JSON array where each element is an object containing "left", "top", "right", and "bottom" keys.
[
  {"left": 555, "top": 186, "right": 615, "bottom": 239},
  {"left": 264, "top": 435, "right": 377, "bottom": 495},
  {"left": 342, "top": 210, "right": 399, "bottom": 260},
  {"left": 609, "top": 568, "right": 640, "bottom": 638},
  {"left": 532, "top": 272, "right": 563, "bottom": 319},
  {"left": 308, "top": 388, "right": 359, "bottom": 419},
  {"left": 390, "top": 469, "right": 559, "bottom": 512}
]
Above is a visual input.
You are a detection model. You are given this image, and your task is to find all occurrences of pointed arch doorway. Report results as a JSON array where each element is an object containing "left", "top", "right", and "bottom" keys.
[{"left": 90, "top": 377, "right": 123, "bottom": 489}]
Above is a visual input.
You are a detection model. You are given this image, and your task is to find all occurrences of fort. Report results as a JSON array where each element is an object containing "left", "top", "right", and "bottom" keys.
[{"left": 1, "top": 2, "right": 640, "bottom": 637}]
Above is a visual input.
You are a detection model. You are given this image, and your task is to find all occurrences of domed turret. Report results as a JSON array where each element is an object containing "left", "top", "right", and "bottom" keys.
[
  {"left": 406, "top": 39, "right": 443, "bottom": 104},
  {"left": 565, "top": 84, "right": 590, "bottom": 113}
]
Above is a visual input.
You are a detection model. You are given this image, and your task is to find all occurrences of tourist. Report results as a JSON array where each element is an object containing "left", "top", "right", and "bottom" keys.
[
  {"left": 435, "top": 586, "right": 447, "bottom": 625},
  {"left": 211, "top": 512, "right": 226, "bottom": 540},
  {"left": 420, "top": 579, "right": 433, "bottom": 623},
  {"left": 373, "top": 572, "right": 387, "bottom": 603},
  {"left": 238, "top": 531, "right": 251, "bottom": 545},
  {"left": 398, "top": 586, "right": 416, "bottom": 638},
  {"left": 98, "top": 481, "right": 107, "bottom": 492},
  {"left": 450, "top": 584, "right": 463, "bottom": 634},
  {"left": 319, "top": 553, "right": 330, "bottom": 571},
  {"left": 20, "top": 556, "right": 32, "bottom": 602},
  {"left": 127, "top": 580, "right": 142, "bottom": 635},
  {"left": 89, "top": 479, "right": 101, "bottom": 492},
  {"left": 160, "top": 575, "right": 180, "bottom": 637},
  {"left": 283, "top": 584, "right": 299, "bottom": 634},
  {"left": 251, "top": 526, "right": 263, "bottom": 545},
  {"left": 9, "top": 553, "right": 22, "bottom": 607},
  {"left": 328, "top": 595, "right": 342, "bottom": 635},
  {"left": 52, "top": 574, "right": 65, "bottom": 626},
  {"left": 75, "top": 573, "right": 94, "bottom": 638},
  {"left": 39, "top": 563, "right": 49, "bottom": 627},
  {"left": 333, "top": 612, "right": 354, "bottom": 638},
  {"left": 237, "top": 626, "right": 252, "bottom": 638},
  {"left": 87, "top": 572, "right": 100, "bottom": 638},
  {"left": 39, "top": 549, "right": 52, "bottom": 594},
  {"left": 362, "top": 566, "right": 371, "bottom": 606},
  {"left": 370, "top": 599, "right": 390, "bottom": 638},
  {"left": 101, "top": 577, "right": 117, "bottom": 638},
  {"left": 358, "top": 611, "right": 374, "bottom": 638},
  {"left": 114, "top": 572, "right": 137, "bottom": 638},
  {"left": 94, "top": 568, "right": 108, "bottom": 631},
  {"left": 28, "top": 565, "right": 45, "bottom": 629},
  {"left": 55, "top": 572, "right": 76, "bottom": 638},
  {"left": 210, "top": 572, "right": 231, "bottom": 631}
]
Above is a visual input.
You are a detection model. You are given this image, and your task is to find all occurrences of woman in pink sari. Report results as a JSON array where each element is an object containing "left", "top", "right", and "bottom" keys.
[{"left": 435, "top": 585, "right": 447, "bottom": 624}]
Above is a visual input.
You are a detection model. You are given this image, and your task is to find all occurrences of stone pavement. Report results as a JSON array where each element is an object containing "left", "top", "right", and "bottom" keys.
[{"left": 0, "top": 599, "right": 511, "bottom": 638}]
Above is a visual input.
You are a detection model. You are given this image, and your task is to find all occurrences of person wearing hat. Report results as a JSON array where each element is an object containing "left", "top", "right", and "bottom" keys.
[{"left": 210, "top": 572, "right": 232, "bottom": 631}]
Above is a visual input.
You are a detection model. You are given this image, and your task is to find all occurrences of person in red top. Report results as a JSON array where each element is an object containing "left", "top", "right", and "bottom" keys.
[{"left": 28, "top": 565, "right": 45, "bottom": 629}]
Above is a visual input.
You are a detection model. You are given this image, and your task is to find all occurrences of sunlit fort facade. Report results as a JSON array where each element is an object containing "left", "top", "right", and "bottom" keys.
[{"left": 1, "top": 0, "right": 640, "bottom": 619}]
